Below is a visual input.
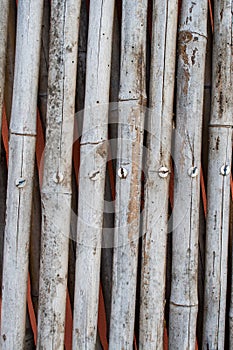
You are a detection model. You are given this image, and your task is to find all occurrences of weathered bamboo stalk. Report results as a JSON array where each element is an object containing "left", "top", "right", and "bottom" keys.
[
  {"left": 0, "top": 0, "right": 10, "bottom": 150},
  {"left": 72, "top": 0, "right": 115, "bottom": 347},
  {"left": 169, "top": 1, "right": 208, "bottom": 349},
  {"left": 139, "top": 1, "right": 178, "bottom": 348},
  {"left": 203, "top": 1, "right": 233, "bottom": 349},
  {"left": 37, "top": 1, "right": 81, "bottom": 348},
  {"left": 1, "top": 1, "right": 43, "bottom": 348},
  {"left": 109, "top": 1, "right": 147, "bottom": 348}
]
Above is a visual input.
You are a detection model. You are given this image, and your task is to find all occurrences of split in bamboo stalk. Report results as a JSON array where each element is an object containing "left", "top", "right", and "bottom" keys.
[
  {"left": 1, "top": 1, "right": 44, "bottom": 348},
  {"left": 0, "top": 0, "right": 10, "bottom": 152},
  {"left": 72, "top": 0, "right": 115, "bottom": 347},
  {"left": 109, "top": 0, "right": 147, "bottom": 348},
  {"left": 203, "top": 1, "right": 233, "bottom": 349},
  {"left": 139, "top": 1, "right": 178, "bottom": 348},
  {"left": 37, "top": 1, "right": 81, "bottom": 349},
  {"left": 169, "top": 1, "right": 208, "bottom": 349}
]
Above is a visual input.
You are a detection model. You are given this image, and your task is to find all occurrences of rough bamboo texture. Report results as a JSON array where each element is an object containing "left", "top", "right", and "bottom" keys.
[
  {"left": 203, "top": 1, "right": 233, "bottom": 349},
  {"left": 1, "top": 1, "right": 43, "bottom": 348},
  {"left": 139, "top": 1, "right": 178, "bottom": 348},
  {"left": 0, "top": 0, "right": 10, "bottom": 150},
  {"left": 72, "top": 0, "right": 115, "bottom": 348},
  {"left": 37, "top": 1, "right": 81, "bottom": 349},
  {"left": 169, "top": 1, "right": 208, "bottom": 349},
  {"left": 109, "top": 1, "right": 147, "bottom": 348}
]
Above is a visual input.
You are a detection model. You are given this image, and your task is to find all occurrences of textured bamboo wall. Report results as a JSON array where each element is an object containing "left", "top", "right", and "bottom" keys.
[{"left": 0, "top": 0, "right": 232, "bottom": 349}]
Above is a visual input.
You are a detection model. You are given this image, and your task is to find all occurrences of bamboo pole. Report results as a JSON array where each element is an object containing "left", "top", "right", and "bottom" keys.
[
  {"left": 72, "top": 0, "right": 115, "bottom": 347},
  {"left": 37, "top": 1, "right": 81, "bottom": 348},
  {"left": 1, "top": 1, "right": 43, "bottom": 348},
  {"left": 203, "top": 1, "right": 233, "bottom": 349},
  {"left": 0, "top": 0, "right": 10, "bottom": 150},
  {"left": 109, "top": 1, "right": 147, "bottom": 348},
  {"left": 139, "top": 1, "right": 178, "bottom": 348},
  {"left": 169, "top": 1, "right": 208, "bottom": 349}
]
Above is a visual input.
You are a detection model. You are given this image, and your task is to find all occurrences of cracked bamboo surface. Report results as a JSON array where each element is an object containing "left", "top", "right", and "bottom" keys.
[
  {"left": 139, "top": 1, "right": 178, "bottom": 348},
  {"left": 1, "top": 1, "right": 43, "bottom": 348},
  {"left": 169, "top": 1, "right": 208, "bottom": 349},
  {"left": 37, "top": 1, "right": 81, "bottom": 348},
  {"left": 0, "top": 0, "right": 10, "bottom": 152},
  {"left": 203, "top": 1, "right": 233, "bottom": 349},
  {"left": 109, "top": 1, "right": 147, "bottom": 348},
  {"left": 72, "top": 0, "right": 115, "bottom": 348},
  {"left": 0, "top": 1, "right": 233, "bottom": 349}
]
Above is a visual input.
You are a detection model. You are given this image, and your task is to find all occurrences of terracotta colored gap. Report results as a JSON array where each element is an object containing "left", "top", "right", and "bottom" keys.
[
  {"left": 98, "top": 284, "right": 108, "bottom": 350},
  {"left": 200, "top": 167, "right": 207, "bottom": 218},
  {"left": 27, "top": 274, "right": 38, "bottom": 344},
  {"left": 208, "top": 0, "right": 214, "bottom": 33},
  {"left": 64, "top": 292, "right": 73, "bottom": 349}
]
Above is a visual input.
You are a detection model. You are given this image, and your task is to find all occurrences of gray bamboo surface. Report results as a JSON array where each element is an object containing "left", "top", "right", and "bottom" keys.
[{"left": 0, "top": 1, "right": 232, "bottom": 349}]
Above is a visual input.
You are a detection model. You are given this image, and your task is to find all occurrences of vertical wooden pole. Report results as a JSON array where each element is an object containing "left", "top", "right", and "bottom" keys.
[
  {"left": 109, "top": 0, "right": 147, "bottom": 348},
  {"left": 203, "top": 1, "right": 233, "bottom": 349},
  {"left": 0, "top": 0, "right": 10, "bottom": 150},
  {"left": 1, "top": 1, "right": 43, "bottom": 348},
  {"left": 37, "top": 1, "right": 81, "bottom": 348},
  {"left": 169, "top": 1, "right": 208, "bottom": 349},
  {"left": 139, "top": 0, "right": 178, "bottom": 348},
  {"left": 72, "top": 0, "right": 115, "bottom": 348}
]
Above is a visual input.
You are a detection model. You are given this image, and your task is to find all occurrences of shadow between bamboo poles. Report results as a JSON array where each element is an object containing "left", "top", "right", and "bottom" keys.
[
  {"left": 4, "top": 0, "right": 16, "bottom": 126},
  {"left": 0, "top": 146, "right": 7, "bottom": 296},
  {"left": 38, "top": 0, "right": 50, "bottom": 131},
  {"left": 203, "top": 1, "right": 233, "bottom": 349},
  {"left": 0, "top": 1, "right": 44, "bottom": 349},
  {"left": 28, "top": 0, "right": 50, "bottom": 321},
  {"left": 139, "top": 1, "right": 178, "bottom": 348},
  {"left": 100, "top": 3, "right": 121, "bottom": 335},
  {"left": 0, "top": 0, "right": 10, "bottom": 153},
  {"left": 197, "top": 14, "right": 213, "bottom": 346},
  {"left": 109, "top": 0, "right": 148, "bottom": 348},
  {"left": 169, "top": 1, "right": 208, "bottom": 349},
  {"left": 36, "top": 1, "right": 81, "bottom": 349},
  {"left": 72, "top": 0, "right": 115, "bottom": 348}
]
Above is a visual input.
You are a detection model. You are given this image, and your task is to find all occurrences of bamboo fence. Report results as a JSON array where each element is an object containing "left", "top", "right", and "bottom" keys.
[{"left": 0, "top": 0, "right": 233, "bottom": 349}]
